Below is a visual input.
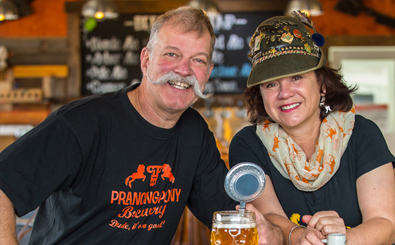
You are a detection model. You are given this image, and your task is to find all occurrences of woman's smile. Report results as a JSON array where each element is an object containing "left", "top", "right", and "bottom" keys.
[{"left": 280, "top": 102, "right": 301, "bottom": 111}]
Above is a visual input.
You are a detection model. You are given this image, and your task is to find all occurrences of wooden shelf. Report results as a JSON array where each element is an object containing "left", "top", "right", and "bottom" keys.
[
  {"left": 0, "top": 110, "right": 50, "bottom": 125},
  {"left": 0, "top": 89, "right": 43, "bottom": 104},
  {"left": 13, "top": 65, "right": 68, "bottom": 78}
]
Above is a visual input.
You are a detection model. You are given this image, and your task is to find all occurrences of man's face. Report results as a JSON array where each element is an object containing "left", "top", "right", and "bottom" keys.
[{"left": 141, "top": 23, "right": 214, "bottom": 113}]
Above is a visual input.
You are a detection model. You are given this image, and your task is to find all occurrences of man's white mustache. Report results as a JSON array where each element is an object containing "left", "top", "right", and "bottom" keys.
[{"left": 146, "top": 69, "right": 212, "bottom": 99}]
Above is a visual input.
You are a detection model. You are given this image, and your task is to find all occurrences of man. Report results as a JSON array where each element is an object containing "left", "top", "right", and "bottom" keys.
[{"left": 0, "top": 6, "right": 282, "bottom": 244}]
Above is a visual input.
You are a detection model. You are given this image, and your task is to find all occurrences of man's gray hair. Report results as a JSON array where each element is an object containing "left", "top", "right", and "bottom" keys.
[{"left": 146, "top": 6, "right": 216, "bottom": 62}]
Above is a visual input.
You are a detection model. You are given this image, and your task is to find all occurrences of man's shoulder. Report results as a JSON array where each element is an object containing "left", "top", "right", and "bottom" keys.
[
  {"left": 177, "top": 108, "right": 212, "bottom": 141},
  {"left": 54, "top": 89, "right": 126, "bottom": 121},
  {"left": 180, "top": 107, "right": 206, "bottom": 124}
]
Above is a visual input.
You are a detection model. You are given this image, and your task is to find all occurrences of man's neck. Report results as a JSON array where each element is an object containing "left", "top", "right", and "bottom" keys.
[{"left": 127, "top": 87, "right": 182, "bottom": 129}]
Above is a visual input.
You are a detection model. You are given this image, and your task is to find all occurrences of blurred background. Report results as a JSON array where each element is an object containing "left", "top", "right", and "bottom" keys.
[{"left": 1, "top": 0, "right": 395, "bottom": 244}]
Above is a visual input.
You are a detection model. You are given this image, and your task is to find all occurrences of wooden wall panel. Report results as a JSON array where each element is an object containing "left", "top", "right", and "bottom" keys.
[
  {"left": 0, "top": 38, "right": 69, "bottom": 65},
  {"left": 0, "top": 0, "right": 77, "bottom": 38},
  {"left": 1, "top": 0, "right": 395, "bottom": 38},
  {"left": 313, "top": 0, "right": 395, "bottom": 36}
]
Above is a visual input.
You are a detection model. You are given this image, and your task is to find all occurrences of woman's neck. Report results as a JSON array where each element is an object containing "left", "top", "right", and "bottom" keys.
[{"left": 284, "top": 120, "right": 322, "bottom": 161}]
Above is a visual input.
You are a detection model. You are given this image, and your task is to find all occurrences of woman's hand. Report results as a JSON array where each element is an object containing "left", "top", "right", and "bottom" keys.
[
  {"left": 303, "top": 210, "right": 346, "bottom": 237},
  {"left": 291, "top": 211, "right": 346, "bottom": 245},
  {"left": 293, "top": 225, "right": 325, "bottom": 245}
]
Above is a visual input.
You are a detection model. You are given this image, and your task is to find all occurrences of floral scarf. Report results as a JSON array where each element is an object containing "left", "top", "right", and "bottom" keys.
[{"left": 256, "top": 107, "right": 355, "bottom": 191}]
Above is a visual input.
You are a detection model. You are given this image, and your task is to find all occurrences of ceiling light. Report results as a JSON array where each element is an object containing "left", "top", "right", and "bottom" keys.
[
  {"left": 284, "top": 0, "right": 324, "bottom": 17},
  {"left": 0, "top": 0, "right": 18, "bottom": 21},
  {"left": 188, "top": 0, "right": 220, "bottom": 17},
  {"left": 81, "top": 0, "right": 118, "bottom": 20}
]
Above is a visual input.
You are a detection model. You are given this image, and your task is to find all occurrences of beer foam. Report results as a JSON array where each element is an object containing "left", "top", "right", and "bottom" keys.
[{"left": 212, "top": 223, "right": 256, "bottom": 229}]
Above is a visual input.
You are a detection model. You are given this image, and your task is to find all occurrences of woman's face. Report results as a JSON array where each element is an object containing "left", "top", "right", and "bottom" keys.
[{"left": 259, "top": 71, "right": 322, "bottom": 132}]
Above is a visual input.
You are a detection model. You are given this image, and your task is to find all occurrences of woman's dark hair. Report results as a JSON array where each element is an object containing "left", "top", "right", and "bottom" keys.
[{"left": 244, "top": 66, "right": 357, "bottom": 125}]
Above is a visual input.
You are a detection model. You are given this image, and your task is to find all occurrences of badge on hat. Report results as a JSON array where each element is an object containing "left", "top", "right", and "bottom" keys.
[
  {"left": 293, "top": 29, "right": 302, "bottom": 38},
  {"left": 254, "top": 34, "right": 262, "bottom": 52},
  {"left": 281, "top": 32, "right": 294, "bottom": 44}
]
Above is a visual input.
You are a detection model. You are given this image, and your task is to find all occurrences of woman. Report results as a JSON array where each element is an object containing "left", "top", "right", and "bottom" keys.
[{"left": 229, "top": 12, "right": 395, "bottom": 245}]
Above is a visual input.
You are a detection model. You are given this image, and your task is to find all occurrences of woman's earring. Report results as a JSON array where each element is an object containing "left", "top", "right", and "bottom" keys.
[{"left": 320, "top": 96, "right": 332, "bottom": 113}]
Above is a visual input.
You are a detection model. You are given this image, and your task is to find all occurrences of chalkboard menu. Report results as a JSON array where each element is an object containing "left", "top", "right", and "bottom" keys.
[{"left": 80, "top": 12, "right": 280, "bottom": 95}]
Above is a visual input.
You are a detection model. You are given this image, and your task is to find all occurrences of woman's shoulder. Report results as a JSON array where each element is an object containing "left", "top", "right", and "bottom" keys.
[
  {"left": 234, "top": 124, "right": 257, "bottom": 137},
  {"left": 353, "top": 114, "right": 382, "bottom": 133},
  {"left": 355, "top": 114, "right": 373, "bottom": 125},
  {"left": 349, "top": 114, "right": 392, "bottom": 158},
  {"left": 231, "top": 124, "right": 260, "bottom": 147}
]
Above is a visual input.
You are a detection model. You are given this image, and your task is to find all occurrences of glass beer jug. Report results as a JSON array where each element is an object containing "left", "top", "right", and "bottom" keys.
[{"left": 210, "top": 210, "right": 258, "bottom": 245}]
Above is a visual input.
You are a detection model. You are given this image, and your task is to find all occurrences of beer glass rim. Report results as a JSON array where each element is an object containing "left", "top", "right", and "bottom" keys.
[{"left": 212, "top": 210, "right": 256, "bottom": 224}]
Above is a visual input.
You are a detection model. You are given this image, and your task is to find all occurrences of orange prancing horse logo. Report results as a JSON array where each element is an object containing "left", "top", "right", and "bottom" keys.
[
  {"left": 125, "top": 164, "right": 146, "bottom": 188},
  {"left": 125, "top": 164, "right": 176, "bottom": 188},
  {"left": 161, "top": 164, "right": 175, "bottom": 183}
]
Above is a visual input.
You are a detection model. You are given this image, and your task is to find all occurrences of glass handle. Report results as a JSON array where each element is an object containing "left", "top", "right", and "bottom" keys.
[{"left": 239, "top": 201, "right": 246, "bottom": 213}]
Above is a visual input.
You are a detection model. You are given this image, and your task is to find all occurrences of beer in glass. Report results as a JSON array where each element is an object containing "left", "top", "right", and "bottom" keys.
[{"left": 210, "top": 210, "right": 258, "bottom": 245}]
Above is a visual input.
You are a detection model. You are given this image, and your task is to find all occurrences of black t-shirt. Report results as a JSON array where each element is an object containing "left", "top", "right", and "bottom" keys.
[
  {"left": 229, "top": 115, "right": 395, "bottom": 228},
  {"left": 0, "top": 85, "right": 236, "bottom": 244}
]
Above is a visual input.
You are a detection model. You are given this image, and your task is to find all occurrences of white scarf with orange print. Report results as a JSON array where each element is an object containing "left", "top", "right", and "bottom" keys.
[{"left": 256, "top": 107, "right": 355, "bottom": 191}]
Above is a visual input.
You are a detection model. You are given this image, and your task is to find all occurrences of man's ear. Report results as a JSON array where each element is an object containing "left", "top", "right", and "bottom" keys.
[
  {"left": 207, "top": 62, "right": 214, "bottom": 79},
  {"left": 140, "top": 47, "right": 150, "bottom": 75}
]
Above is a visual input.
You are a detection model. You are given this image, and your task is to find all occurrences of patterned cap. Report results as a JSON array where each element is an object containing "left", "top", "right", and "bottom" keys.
[{"left": 246, "top": 12, "right": 325, "bottom": 88}]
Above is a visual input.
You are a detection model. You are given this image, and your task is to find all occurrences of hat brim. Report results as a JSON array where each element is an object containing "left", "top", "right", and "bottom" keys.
[{"left": 247, "top": 52, "right": 325, "bottom": 88}]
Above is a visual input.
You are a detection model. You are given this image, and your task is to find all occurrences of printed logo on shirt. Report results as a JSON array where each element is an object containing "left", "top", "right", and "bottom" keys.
[
  {"left": 125, "top": 164, "right": 176, "bottom": 188},
  {"left": 109, "top": 163, "right": 181, "bottom": 233},
  {"left": 290, "top": 213, "right": 301, "bottom": 225}
]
